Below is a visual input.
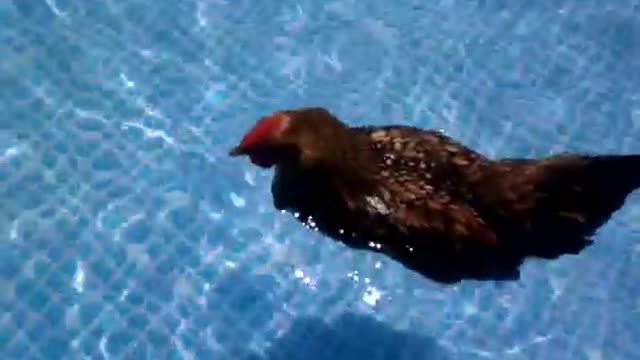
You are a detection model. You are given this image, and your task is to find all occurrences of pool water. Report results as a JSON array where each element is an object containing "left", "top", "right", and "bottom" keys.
[{"left": 1, "top": 1, "right": 639, "bottom": 359}]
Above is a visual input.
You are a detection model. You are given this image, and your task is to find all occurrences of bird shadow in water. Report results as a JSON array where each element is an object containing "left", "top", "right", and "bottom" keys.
[{"left": 245, "top": 312, "right": 451, "bottom": 360}]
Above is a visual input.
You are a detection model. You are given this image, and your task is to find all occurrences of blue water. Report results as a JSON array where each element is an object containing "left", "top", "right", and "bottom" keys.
[{"left": 1, "top": 0, "right": 640, "bottom": 359}]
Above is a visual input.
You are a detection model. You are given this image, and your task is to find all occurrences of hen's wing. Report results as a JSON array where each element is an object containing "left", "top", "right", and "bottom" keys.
[{"left": 353, "top": 125, "right": 499, "bottom": 248}]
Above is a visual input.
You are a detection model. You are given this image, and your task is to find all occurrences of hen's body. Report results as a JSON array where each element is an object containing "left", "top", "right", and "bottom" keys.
[
  {"left": 271, "top": 123, "right": 640, "bottom": 283},
  {"left": 232, "top": 107, "right": 640, "bottom": 284}
]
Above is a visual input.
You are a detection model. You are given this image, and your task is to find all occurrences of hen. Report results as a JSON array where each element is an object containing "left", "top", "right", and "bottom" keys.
[{"left": 229, "top": 107, "right": 640, "bottom": 284}]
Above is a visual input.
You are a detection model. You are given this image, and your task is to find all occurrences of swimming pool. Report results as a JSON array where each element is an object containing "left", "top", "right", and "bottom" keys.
[{"left": 1, "top": 0, "right": 639, "bottom": 359}]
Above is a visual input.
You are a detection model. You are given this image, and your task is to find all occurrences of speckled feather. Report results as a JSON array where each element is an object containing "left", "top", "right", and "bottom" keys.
[{"left": 353, "top": 125, "right": 499, "bottom": 246}]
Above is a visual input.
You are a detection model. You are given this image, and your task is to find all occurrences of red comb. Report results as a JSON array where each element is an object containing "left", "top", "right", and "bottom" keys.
[{"left": 238, "top": 112, "right": 287, "bottom": 149}]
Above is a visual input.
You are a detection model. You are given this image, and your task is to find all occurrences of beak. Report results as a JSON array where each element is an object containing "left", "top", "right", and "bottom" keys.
[{"left": 228, "top": 145, "right": 246, "bottom": 157}]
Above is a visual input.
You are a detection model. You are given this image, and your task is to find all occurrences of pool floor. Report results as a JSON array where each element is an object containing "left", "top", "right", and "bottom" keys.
[{"left": 1, "top": 0, "right": 640, "bottom": 359}]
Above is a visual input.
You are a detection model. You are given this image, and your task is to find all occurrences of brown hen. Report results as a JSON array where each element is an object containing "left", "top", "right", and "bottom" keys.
[{"left": 229, "top": 107, "right": 640, "bottom": 284}]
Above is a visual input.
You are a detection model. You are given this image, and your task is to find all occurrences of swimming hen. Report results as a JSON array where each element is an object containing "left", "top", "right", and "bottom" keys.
[{"left": 229, "top": 107, "right": 640, "bottom": 284}]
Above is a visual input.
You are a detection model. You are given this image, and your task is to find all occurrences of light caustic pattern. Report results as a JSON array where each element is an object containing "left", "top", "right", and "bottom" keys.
[{"left": 1, "top": 0, "right": 640, "bottom": 359}]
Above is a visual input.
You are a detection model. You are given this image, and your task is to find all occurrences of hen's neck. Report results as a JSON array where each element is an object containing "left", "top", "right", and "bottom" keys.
[{"left": 319, "top": 129, "right": 378, "bottom": 195}]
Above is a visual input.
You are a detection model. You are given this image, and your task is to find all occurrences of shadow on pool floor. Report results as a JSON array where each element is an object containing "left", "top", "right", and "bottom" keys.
[{"left": 245, "top": 312, "right": 451, "bottom": 360}]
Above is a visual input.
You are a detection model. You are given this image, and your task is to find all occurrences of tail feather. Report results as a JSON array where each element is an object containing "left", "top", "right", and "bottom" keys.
[
  {"left": 535, "top": 154, "right": 640, "bottom": 234},
  {"left": 479, "top": 154, "right": 640, "bottom": 258}
]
